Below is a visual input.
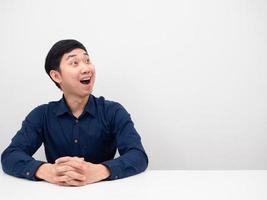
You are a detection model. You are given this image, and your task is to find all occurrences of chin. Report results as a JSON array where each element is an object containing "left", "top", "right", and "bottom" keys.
[{"left": 80, "top": 90, "right": 92, "bottom": 98}]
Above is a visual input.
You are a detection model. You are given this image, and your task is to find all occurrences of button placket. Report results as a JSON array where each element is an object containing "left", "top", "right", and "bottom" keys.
[{"left": 73, "top": 118, "right": 80, "bottom": 155}]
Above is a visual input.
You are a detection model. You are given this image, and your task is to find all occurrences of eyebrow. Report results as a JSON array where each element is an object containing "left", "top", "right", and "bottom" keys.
[{"left": 66, "top": 52, "right": 89, "bottom": 60}]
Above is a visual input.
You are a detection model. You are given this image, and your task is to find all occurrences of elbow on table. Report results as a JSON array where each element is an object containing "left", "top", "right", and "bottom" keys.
[
  {"left": 1, "top": 148, "right": 11, "bottom": 175},
  {"left": 137, "top": 150, "right": 149, "bottom": 173}
]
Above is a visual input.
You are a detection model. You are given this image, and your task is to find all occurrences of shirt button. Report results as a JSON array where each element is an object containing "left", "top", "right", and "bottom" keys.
[
  {"left": 26, "top": 172, "right": 30, "bottom": 176},
  {"left": 75, "top": 119, "right": 79, "bottom": 123},
  {"left": 74, "top": 139, "right": 78, "bottom": 143}
]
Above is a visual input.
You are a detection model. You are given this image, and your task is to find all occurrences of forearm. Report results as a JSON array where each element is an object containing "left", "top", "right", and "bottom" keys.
[{"left": 1, "top": 147, "right": 44, "bottom": 180}]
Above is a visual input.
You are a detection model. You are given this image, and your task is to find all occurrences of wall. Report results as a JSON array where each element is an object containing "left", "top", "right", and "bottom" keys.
[{"left": 0, "top": 0, "right": 266, "bottom": 169}]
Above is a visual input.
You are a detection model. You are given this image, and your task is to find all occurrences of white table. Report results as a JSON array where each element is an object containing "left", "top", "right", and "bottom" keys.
[{"left": 1, "top": 170, "right": 267, "bottom": 200}]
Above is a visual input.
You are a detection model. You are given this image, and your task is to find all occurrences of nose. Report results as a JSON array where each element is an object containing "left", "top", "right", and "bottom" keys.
[{"left": 81, "top": 62, "right": 90, "bottom": 74}]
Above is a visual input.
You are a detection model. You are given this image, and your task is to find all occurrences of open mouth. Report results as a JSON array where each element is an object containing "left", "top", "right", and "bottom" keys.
[{"left": 80, "top": 79, "right": 91, "bottom": 85}]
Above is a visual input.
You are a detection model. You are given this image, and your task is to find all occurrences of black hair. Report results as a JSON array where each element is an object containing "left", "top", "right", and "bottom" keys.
[{"left": 45, "top": 39, "right": 87, "bottom": 89}]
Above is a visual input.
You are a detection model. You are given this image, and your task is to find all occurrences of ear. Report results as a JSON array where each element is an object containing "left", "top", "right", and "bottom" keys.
[{"left": 49, "top": 70, "right": 62, "bottom": 85}]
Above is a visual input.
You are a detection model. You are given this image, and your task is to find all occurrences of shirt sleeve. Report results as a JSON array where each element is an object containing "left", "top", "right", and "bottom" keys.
[
  {"left": 1, "top": 106, "right": 45, "bottom": 181},
  {"left": 102, "top": 103, "right": 149, "bottom": 180}
]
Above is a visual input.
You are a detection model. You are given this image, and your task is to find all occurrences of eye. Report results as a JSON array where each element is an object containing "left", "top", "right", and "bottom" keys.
[{"left": 70, "top": 60, "right": 78, "bottom": 66}]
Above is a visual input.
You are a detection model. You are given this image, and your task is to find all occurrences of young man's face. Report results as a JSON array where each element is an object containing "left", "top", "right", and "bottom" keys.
[{"left": 51, "top": 48, "right": 96, "bottom": 98}]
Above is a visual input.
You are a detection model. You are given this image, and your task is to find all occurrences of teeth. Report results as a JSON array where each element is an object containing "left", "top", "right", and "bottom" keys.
[{"left": 81, "top": 77, "right": 91, "bottom": 81}]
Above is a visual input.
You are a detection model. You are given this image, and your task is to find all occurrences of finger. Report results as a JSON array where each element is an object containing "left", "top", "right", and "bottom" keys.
[
  {"left": 55, "top": 165, "right": 76, "bottom": 174},
  {"left": 55, "top": 156, "right": 72, "bottom": 164},
  {"left": 61, "top": 160, "right": 86, "bottom": 171},
  {"left": 65, "top": 170, "right": 86, "bottom": 181},
  {"left": 58, "top": 183, "right": 70, "bottom": 187},
  {"left": 55, "top": 175, "right": 73, "bottom": 183},
  {"left": 56, "top": 181, "right": 72, "bottom": 187},
  {"left": 74, "top": 157, "right": 85, "bottom": 162},
  {"left": 55, "top": 156, "right": 84, "bottom": 164},
  {"left": 66, "top": 179, "right": 87, "bottom": 187}
]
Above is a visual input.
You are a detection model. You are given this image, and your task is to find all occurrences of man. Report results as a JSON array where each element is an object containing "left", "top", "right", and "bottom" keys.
[{"left": 1, "top": 39, "right": 148, "bottom": 186}]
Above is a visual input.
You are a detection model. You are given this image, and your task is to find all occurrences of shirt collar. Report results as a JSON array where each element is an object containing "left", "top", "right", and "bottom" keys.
[{"left": 55, "top": 94, "right": 96, "bottom": 117}]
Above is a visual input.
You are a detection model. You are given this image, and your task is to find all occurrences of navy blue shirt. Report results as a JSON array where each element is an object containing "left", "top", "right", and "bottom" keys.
[{"left": 1, "top": 94, "right": 148, "bottom": 181}]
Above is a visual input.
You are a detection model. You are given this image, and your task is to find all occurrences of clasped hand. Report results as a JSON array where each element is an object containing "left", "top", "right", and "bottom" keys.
[{"left": 36, "top": 156, "right": 110, "bottom": 186}]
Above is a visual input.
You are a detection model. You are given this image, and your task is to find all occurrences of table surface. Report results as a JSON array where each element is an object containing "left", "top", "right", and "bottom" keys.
[{"left": 1, "top": 170, "right": 267, "bottom": 200}]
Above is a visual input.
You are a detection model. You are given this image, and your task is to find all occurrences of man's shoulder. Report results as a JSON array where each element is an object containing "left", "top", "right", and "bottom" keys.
[
  {"left": 91, "top": 95, "right": 131, "bottom": 121},
  {"left": 92, "top": 94, "right": 122, "bottom": 110},
  {"left": 35, "top": 99, "right": 61, "bottom": 109},
  {"left": 27, "top": 99, "right": 61, "bottom": 115}
]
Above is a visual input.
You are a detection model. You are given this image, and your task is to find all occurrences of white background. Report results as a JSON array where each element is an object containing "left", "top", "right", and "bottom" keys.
[{"left": 0, "top": 0, "right": 266, "bottom": 169}]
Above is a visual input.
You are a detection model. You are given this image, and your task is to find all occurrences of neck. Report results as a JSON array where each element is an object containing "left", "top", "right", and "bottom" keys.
[{"left": 63, "top": 93, "right": 90, "bottom": 118}]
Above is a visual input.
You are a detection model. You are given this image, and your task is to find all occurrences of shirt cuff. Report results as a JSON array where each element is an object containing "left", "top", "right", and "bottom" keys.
[
  {"left": 101, "top": 160, "right": 122, "bottom": 180},
  {"left": 22, "top": 160, "right": 46, "bottom": 181}
]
